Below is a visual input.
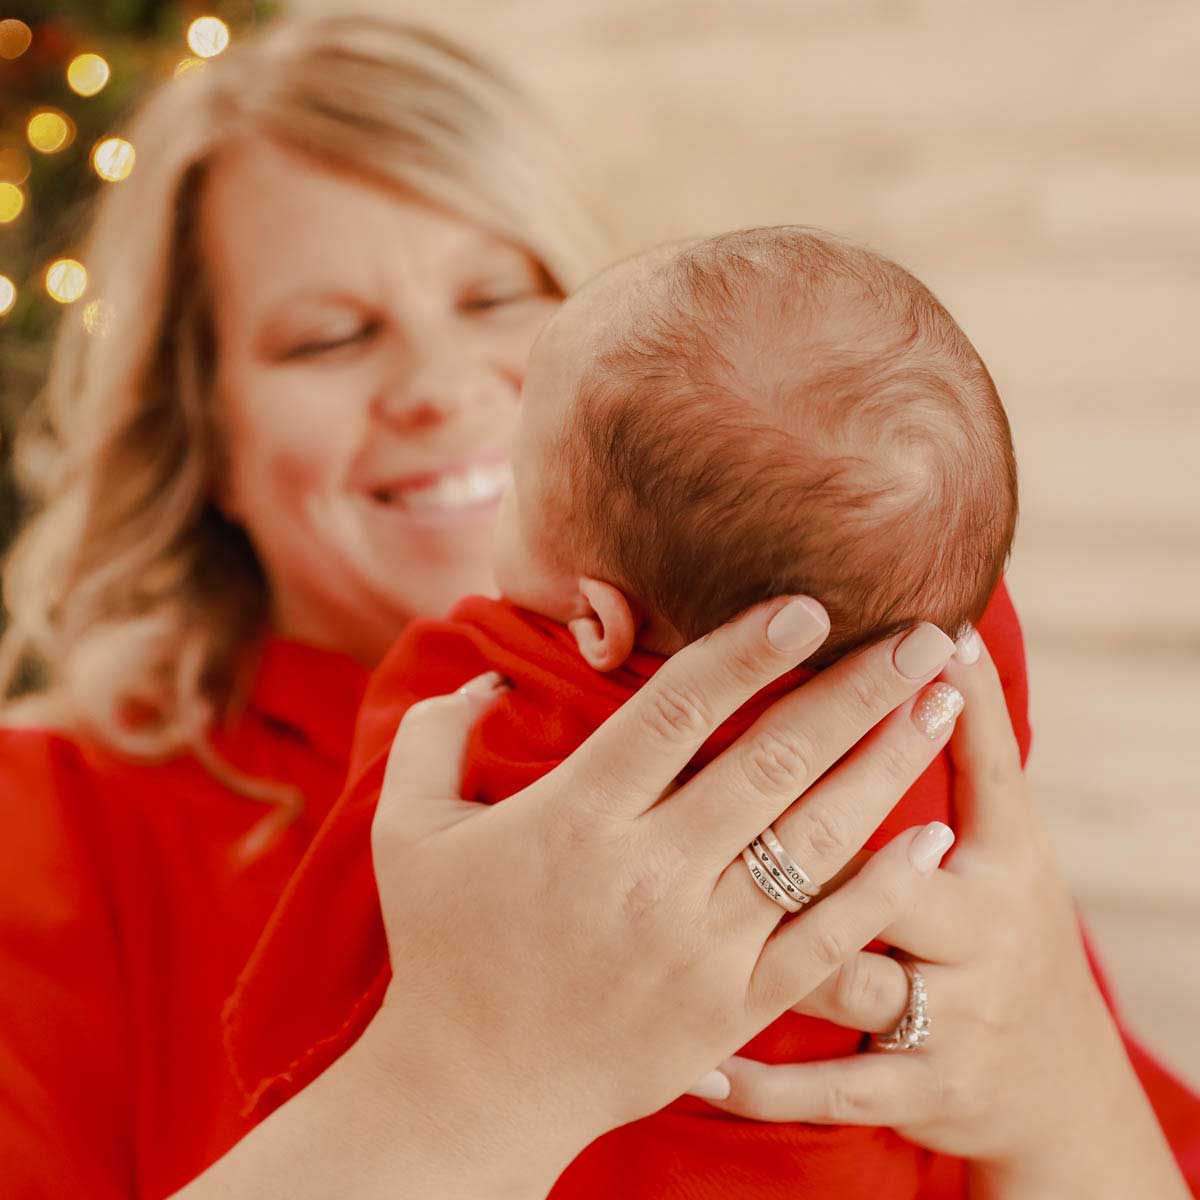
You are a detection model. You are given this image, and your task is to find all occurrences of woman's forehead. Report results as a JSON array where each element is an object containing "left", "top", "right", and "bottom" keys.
[{"left": 200, "top": 138, "right": 530, "bottom": 315}]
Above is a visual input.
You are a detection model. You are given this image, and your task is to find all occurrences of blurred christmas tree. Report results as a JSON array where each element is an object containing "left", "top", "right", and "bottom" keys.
[{"left": 0, "top": 0, "right": 277, "bottom": 573}]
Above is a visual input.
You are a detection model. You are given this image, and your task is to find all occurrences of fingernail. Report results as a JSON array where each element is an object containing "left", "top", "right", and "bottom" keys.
[
  {"left": 766, "top": 597, "right": 830, "bottom": 653},
  {"left": 954, "top": 627, "right": 982, "bottom": 665},
  {"left": 911, "top": 682, "right": 965, "bottom": 740},
  {"left": 909, "top": 821, "right": 956, "bottom": 875},
  {"left": 685, "top": 1069, "right": 731, "bottom": 1101},
  {"left": 456, "top": 671, "right": 509, "bottom": 698},
  {"left": 893, "top": 623, "right": 956, "bottom": 679}
]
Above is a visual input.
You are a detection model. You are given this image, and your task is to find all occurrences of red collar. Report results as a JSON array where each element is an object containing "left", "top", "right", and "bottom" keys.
[{"left": 242, "top": 635, "right": 370, "bottom": 765}]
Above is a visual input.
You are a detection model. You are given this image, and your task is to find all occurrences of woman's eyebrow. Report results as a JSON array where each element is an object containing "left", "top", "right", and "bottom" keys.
[
  {"left": 253, "top": 290, "right": 363, "bottom": 338},
  {"left": 259, "top": 289, "right": 360, "bottom": 320},
  {"left": 250, "top": 291, "right": 364, "bottom": 355}
]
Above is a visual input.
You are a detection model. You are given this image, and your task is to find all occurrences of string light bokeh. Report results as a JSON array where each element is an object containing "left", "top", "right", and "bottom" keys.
[
  {"left": 0, "top": 19, "right": 33, "bottom": 61},
  {"left": 91, "top": 137, "right": 136, "bottom": 183},
  {"left": 187, "top": 16, "right": 231, "bottom": 59},
  {"left": 0, "top": 182, "right": 24, "bottom": 224},
  {"left": 66, "top": 52, "right": 111, "bottom": 97},
  {"left": 26, "top": 109, "right": 75, "bottom": 155},
  {"left": 80, "top": 297, "right": 111, "bottom": 336},
  {"left": 44, "top": 258, "right": 87, "bottom": 304},
  {"left": 0, "top": 8, "right": 262, "bottom": 337},
  {"left": 1, "top": 4, "right": 277, "bottom": 560}
]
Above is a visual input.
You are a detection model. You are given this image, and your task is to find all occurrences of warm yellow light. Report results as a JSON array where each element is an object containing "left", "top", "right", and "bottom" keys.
[
  {"left": 0, "top": 146, "right": 32, "bottom": 185},
  {"left": 91, "top": 137, "right": 136, "bottom": 183},
  {"left": 174, "top": 56, "right": 207, "bottom": 77},
  {"left": 45, "top": 259, "right": 88, "bottom": 304},
  {"left": 67, "top": 53, "right": 111, "bottom": 97},
  {"left": 81, "top": 298, "right": 112, "bottom": 336},
  {"left": 0, "top": 19, "right": 32, "bottom": 60},
  {"left": 27, "top": 110, "right": 76, "bottom": 155},
  {"left": 0, "top": 275, "right": 16, "bottom": 318},
  {"left": 187, "top": 17, "right": 230, "bottom": 59},
  {"left": 0, "top": 182, "right": 24, "bottom": 224}
]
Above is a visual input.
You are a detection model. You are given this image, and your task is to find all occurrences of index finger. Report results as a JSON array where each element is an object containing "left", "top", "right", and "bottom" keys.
[
  {"left": 537, "top": 596, "right": 830, "bottom": 820},
  {"left": 938, "top": 628, "right": 1032, "bottom": 855},
  {"left": 376, "top": 671, "right": 510, "bottom": 842}
]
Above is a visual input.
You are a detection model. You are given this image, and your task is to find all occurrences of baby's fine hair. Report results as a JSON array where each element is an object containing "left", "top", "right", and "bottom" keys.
[{"left": 547, "top": 226, "right": 1018, "bottom": 667}]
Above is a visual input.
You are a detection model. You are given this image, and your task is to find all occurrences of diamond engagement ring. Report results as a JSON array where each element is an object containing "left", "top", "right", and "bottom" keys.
[{"left": 872, "top": 958, "right": 931, "bottom": 1052}]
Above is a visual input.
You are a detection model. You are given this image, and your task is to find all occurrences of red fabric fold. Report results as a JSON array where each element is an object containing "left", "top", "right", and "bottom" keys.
[{"left": 223, "top": 585, "right": 1033, "bottom": 1196}]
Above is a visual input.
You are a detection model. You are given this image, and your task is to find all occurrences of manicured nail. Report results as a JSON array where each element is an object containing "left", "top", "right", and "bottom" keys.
[
  {"left": 766, "top": 597, "right": 830, "bottom": 653},
  {"left": 456, "top": 671, "right": 508, "bottom": 698},
  {"left": 685, "top": 1069, "right": 731, "bottom": 1101},
  {"left": 954, "top": 627, "right": 982, "bottom": 665},
  {"left": 893, "top": 623, "right": 956, "bottom": 679},
  {"left": 909, "top": 821, "right": 956, "bottom": 874},
  {"left": 912, "top": 682, "right": 965, "bottom": 740}
]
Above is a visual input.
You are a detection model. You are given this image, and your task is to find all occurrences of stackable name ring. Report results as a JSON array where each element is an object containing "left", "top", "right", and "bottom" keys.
[
  {"left": 760, "top": 825, "right": 821, "bottom": 897},
  {"left": 872, "top": 959, "right": 931, "bottom": 1052},
  {"left": 740, "top": 847, "right": 803, "bottom": 912},
  {"left": 741, "top": 825, "right": 822, "bottom": 914},
  {"left": 747, "top": 837, "right": 812, "bottom": 907}
]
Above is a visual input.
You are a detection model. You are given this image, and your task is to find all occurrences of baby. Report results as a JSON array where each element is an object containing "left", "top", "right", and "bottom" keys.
[
  {"left": 223, "top": 228, "right": 1029, "bottom": 1199},
  {"left": 491, "top": 225, "right": 1017, "bottom": 672}
]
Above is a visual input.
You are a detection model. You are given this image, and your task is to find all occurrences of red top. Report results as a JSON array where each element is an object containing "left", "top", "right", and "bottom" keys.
[
  {"left": 218, "top": 584, "right": 1199, "bottom": 1198},
  {"left": 0, "top": 637, "right": 369, "bottom": 1199},
  {"left": 1, "top": 626, "right": 1198, "bottom": 1197}
]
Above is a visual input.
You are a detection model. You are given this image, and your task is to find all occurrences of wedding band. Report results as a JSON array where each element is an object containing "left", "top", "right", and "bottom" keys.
[
  {"left": 740, "top": 847, "right": 803, "bottom": 912},
  {"left": 747, "top": 837, "right": 813, "bottom": 908},
  {"left": 872, "top": 959, "right": 930, "bottom": 1052},
  {"left": 760, "top": 825, "right": 821, "bottom": 897}
]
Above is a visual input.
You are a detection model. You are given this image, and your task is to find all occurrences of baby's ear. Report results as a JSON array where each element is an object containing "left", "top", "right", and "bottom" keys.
[{"left": 568, "top": 577, "right": 637, "bottom": 672}]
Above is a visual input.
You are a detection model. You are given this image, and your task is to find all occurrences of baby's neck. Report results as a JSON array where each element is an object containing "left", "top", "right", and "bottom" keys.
[{"left": 631, "top": 618, "right": 688, "bottom": 658}]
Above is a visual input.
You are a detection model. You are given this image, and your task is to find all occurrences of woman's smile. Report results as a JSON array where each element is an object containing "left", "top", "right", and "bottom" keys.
[{"left": 363, "top": 455, "right": 513, "bottom": 525}]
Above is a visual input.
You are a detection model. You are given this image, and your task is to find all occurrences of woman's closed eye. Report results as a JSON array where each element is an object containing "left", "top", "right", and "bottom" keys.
[
  {"left": 459, "top": 283, "right": 546, "bottom": 314},
  {"left": 284, "top": 321, "right": 380, "bottom": 360}
]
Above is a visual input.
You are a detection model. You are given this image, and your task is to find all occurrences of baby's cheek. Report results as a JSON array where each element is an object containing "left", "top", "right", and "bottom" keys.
[{"left": 490, "top": 490, "right": 525, "bottom": 591}]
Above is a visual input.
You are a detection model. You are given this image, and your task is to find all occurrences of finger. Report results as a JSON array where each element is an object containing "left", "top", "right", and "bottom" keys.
[
  {"left": 696, "top": 1053, "right": 937, "bottom": 1127},
  {"left": 662, "top": 624, "right": 956, "bottom": 872},
  {"left": 790, "top": 949, "right": 910, "bottom": 1032},
  {"left": 378, "top": 671, "right": 509, "bottom": 841},
  {"left": 939, "top": 626, "right": 1031, "bottom": 856},
  {"left": 875, "top": 867, "right": 977, "bottom": 964},
  {"left": 746, "top": 822, "right": 955, "bottom": 1022},
  {"left": 538, "top": 595, "right": 830, "bottom": 821},
  {"left": 742, "top": 678, "right": 965, "bottom": 906}
]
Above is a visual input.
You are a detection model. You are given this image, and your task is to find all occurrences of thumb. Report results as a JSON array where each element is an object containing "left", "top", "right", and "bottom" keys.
[{"left": 378, "top": 671, "right": 510, "bottom": 840}]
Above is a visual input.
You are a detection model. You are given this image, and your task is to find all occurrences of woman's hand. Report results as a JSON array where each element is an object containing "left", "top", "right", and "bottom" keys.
[
  {"left": 699, "top": 633, "right": 1191, "bottom": 1200},
  {"left": 358, "top": 597, "right": 966, "bottom": 1198},
  {"left": 177, "top": 597, "right": 965, "bottom": 1200}
]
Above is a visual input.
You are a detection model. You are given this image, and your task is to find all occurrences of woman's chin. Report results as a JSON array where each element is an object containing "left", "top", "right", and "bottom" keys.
[{"left": 317, "top": 494, "right": 499, "bottom": 619}]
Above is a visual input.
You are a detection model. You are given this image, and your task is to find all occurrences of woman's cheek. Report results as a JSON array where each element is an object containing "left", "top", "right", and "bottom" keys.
[{"left": 224, "top": 372, "right": 361, "bottom": 526}]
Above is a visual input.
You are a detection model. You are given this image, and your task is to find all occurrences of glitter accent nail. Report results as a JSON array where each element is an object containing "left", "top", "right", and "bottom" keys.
[{"left": 912, "top": 682, "right": 965, "bottom": 739}]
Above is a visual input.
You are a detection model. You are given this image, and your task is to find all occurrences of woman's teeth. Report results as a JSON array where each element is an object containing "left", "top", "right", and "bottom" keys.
[{"left": 375, "top": 461, "right": 512, "bottom": 511}]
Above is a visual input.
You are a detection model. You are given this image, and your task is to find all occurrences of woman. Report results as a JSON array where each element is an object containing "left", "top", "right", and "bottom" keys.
[{"left": 0, "top": 15, "right": 1194, "bottom": 1198}]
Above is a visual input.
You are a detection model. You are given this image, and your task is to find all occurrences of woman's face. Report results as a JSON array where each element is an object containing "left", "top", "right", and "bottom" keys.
[{"left": 201, "top": 137, "right": 561, "bottom": 663}]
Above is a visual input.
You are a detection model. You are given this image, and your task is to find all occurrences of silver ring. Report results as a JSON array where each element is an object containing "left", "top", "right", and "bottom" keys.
[
  {"left": 760, "top": 825, "right": 821, "bottom": 897},
  {"left": 872, "top": 959, "right": 930, "bottom": 1052},
  {"left": 740, "top": 848, "right": 803, "bottom": 913},
  {"left": 747, "top": 838, "right": 813, "bottom": 908}
]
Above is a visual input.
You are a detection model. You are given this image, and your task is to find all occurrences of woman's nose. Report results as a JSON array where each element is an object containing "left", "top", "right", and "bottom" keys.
[{"left": 371, "top": 348, "right": 508, "bottom": 432}]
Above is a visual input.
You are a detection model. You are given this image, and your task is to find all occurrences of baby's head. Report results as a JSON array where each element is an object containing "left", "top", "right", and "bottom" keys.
[{"left": 493, "top": 226, "right": 1017, "bottom": 672}]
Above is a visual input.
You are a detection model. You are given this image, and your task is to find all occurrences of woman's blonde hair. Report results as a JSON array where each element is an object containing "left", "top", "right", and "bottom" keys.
[{"left": 0, "top": 14, "right": 606, "bottom": 853}]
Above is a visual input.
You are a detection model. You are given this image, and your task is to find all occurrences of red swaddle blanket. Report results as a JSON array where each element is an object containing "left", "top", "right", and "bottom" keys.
[{"left": 223, "top": 581, "right": 1029, "bottom": 1197}]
